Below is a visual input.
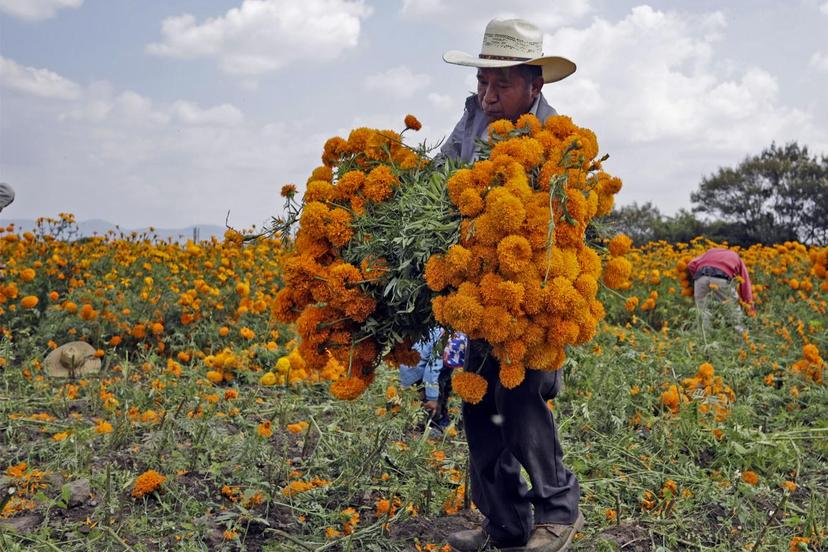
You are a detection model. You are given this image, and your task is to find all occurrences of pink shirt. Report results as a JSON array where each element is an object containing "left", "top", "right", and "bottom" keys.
[{"left": 687, "top": 248, "right": 754, "bottom": 308}]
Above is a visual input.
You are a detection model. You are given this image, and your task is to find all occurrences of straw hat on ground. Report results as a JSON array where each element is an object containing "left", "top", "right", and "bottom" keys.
[
  {"left": 44, "top": 341, "right": 101, "bottom": 377},
  {"left": 443, "top": 17, "right": 576, "bottom": 83}
]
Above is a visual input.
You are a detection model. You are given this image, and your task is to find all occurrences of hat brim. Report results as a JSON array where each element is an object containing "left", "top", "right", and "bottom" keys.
[
  {"left": 443, "top": 50, "right": 576, "bottom": 83},
  {"left": 44, "top": 343, "right": 102, "bottom": 377}
]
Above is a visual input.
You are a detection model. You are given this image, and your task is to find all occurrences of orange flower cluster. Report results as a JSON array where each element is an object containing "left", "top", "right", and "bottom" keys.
[
  {"left": 274, "top": 118, "right": 427, "bottom": 397},
  {"left": 791, "top": 343, "right": 825, "bottom": 384},
  {"left": 603, "top": 234, "right": 633, "bottom": 290},
  {"left": 809, "top": 247, "right": 828, "bottom": 292},
  {"left": 131, "top": 469, "right": 166, "bottom": 498},
  {"left": 676, "top": 255, "right": 695, "bottom": 297},
  {"left": 660, "top": 362, "right": 735, "bottom": 421},
  {"left": 2, "top": 462, "right": 47, "bottom": 518},
  {"left": 428, "top": 114, "right": 622, "bottom": 393}
]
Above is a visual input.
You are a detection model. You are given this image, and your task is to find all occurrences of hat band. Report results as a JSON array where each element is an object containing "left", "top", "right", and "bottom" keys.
[{"left": 478, "top": 53, "right": 532, "bottom": 61}]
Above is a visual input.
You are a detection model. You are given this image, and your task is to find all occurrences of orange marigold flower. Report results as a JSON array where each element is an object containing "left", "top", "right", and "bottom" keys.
[
  {"left": 20, "top": 268, "right": 36, "bottom": 281},
  {"left": 336, "top": 170, "right": 366, "bottom": 199},
  {"left": 206, "top": 370, "right": 224, "bottom": 384},
  {"left": 326, "top": 208, "right": 353, "bottom": 248},
  {"left": 452, "top": 371, "right": 488, "bottom": 404},
  {"left": 802, "top": 343, "right": 821, "bottom": 364},
  {"left": 499, "top": 362, "right": 525, "bottom": 389},
  {"left": 260, "top": 372, "right": 277, "bottom": 386},
  {"left": 515, "top": 113, "right": 542, "bottom": 134},
  {"left": 442, "top": 293, "right": 484, "bottom": 334},
  {"left": 660, "top": 385, "right": 681, "bottom": 414},
  {"left": 363, "top": 165, "right": 397, "bottom": 203},
  {"left": 330, "top": 376, "right": 368, "bottom": 400},
  {"left": 281, "top": 184, "right": 297, "bottom": 198},
  {"left": 608, "top": 234, "right": 633, "bottom": 257},
  {"left": 304, "top": 180, "right": 335, "bottom": 203},
  {"left": 789, "top": 536, "right": 809, "bottom": 552},
  {"left": 322, "top": 136, "right": 347, "bottom": 167},
  {"left": 485, "top": 188, "right": 526, "bottom": 234},
  {"left": 404, "top": 114, "right": 422, "bottom": 131},
  {"left": 257, "top": 420, "right": 273, "bottom": 438},
  {"left": 287, "top": 421, "right": 309, "bottom": 434},
  {"left": 603, "top": 257, "right": 632, "bottom": 289},
  {"left": 488, "top": 119, "right": 515, "bottom": 139},
  {"left": 21, "top": 295, "right": 39, "bottom": 309},
  {"left": 424, "top": 255, "right": 449, "bottom": 292},
  {"left": 308, "top": 165, "right": 333, "bottom": 183},
  {"left": 497, "top": 235, "right": 532, "bottom": 276},
  {"left": 131, "top": 469, "right": 166, "bottom": 498},
  {"left": 741, "top": 470, "right": 760, "bottom": 486},
  {"left": 95, "top": 420, "right": 113, "bottom": 434}
]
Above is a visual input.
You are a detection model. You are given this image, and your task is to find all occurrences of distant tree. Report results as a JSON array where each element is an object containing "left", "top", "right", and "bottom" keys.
[
  {"left": 691, "top": 142, "right": 828, "bottom": 245},
  {"left": 607, "top": 203, "right": 711, "bottom": 245},
  {"left": 605, "top": 202, "right": 664, "bottom": 245}
]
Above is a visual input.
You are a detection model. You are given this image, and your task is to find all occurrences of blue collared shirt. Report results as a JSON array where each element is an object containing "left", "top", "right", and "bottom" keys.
[{"left": 399, "top": 327, "right": 444, "bottom": 400}]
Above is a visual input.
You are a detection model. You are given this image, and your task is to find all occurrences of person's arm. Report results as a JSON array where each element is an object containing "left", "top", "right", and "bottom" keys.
[
  {"left": 686, "top": 257, "right": 700, "bottom": 278},
  {"left": 737, "top": 259, "right": 755, "bottom": 315},
  {"left": 435, "top": 107, "right": 469, "bottom": 165}
]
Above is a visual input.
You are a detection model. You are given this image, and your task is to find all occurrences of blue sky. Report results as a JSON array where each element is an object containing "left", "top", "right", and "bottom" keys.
[{"left": 2, "top": 0, "right": 827, "bottom": 229}]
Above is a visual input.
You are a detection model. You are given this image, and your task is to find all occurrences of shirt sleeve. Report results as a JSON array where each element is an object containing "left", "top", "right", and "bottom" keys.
[
  {"left": 737, "top": 259, "right": 754, "bottom": 310},
  {"left": 438, "top": 109, "right": 468, "bottom": 162},
  {"left": 686, "top": 256, "right": 700, "bottom": 277},
  {"left": 418, "top": 328, "right": 443, "bottom": 401}
]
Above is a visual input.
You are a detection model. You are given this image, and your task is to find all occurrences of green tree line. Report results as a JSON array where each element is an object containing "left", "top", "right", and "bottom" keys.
[{"left": 608, "top": 142, "right": 828, "bottom": 246}]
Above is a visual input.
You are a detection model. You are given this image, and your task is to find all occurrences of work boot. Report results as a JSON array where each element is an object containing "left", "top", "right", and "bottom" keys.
[
  {"left": 522, "top": 511, "right": 585, "bottom": 551},
  {"left": 447, "top": 527, "right": 492, "bottom": 552},
  {"left": 447, "top": 527, "right": 527, "bottom": 552}
]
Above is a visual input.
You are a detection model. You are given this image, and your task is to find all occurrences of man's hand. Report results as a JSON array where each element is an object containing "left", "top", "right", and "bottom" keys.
[{"left": 423, "top": 400, "right": 438, "bottom": 415}]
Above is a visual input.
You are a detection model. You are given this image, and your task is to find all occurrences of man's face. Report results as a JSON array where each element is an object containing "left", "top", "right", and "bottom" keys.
[{"left": 476, "top": 67, "right": 542, "bottom": 123}]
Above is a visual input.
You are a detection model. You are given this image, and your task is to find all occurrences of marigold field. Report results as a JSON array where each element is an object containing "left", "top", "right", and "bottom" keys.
[{"left": 1, "top": 216, "right": 826, "bottom": 551}]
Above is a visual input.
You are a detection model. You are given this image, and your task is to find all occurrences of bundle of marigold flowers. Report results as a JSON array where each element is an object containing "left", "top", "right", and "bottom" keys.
[{"left": 271, "top": 113, "right": 624, "bottom": 401}]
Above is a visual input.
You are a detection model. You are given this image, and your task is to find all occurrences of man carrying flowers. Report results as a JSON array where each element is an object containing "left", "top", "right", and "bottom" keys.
[{"left": 440, "top": 17, "right": 584, "bottom": 552}]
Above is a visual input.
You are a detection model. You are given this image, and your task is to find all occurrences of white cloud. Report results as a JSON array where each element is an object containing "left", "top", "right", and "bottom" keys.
[
  {"left": 821, "top": 1, "right": 828, "bottom": 15},
  {"left": 545, "top": 6, "right": 815, "bottom": 148},
  {"left": 400, "top": 0, "right": 446, "bottom": 17},
  {"left": 539, "top": 5, "right": 825, "bottom": 212},
  {"left": 171, "top": 101, "right": 244, "bottom": 126},
  {"left": 0, "top": 0, "right": 81, "bottom": 21},
  {"left": 364, "top": 65, "right": 431, "bottom": 99},
  {"left": 0, "top": 56, "right": 81, "bottom": 100},
  {"left": 427, "top": 92, "right": 455, "bottom": 110},
  {"left": 60, "top": 83, "right": 244, "bottom": 128},
  {"left": 400, "top": 0, "right": 592, "bottom": 30},
  {"left": 146, "top": 0, "right": 372, "bottom": 76},
  {"left": 809, "top": 51, "right": 828, "bottom": 72},
  {"left": 2, "top": 71, "right": 319, "bottom": 228}
]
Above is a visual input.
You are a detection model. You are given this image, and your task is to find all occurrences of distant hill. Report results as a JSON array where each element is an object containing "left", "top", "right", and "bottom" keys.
[{"left": 0, "top": 218, "right": 227, "bottom": 242}]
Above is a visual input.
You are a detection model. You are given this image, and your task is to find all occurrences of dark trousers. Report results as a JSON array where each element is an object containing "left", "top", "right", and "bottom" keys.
[{"left": 462, "top": 342, "right": 580, "bottom": 546}]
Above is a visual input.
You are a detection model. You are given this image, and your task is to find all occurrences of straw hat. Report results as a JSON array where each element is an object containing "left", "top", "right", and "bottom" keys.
[
  {"left": 0, "top": 183, "right": 14, "bottom": 213},
  {"left": 44, "top": 341, "right": 101, "bottom": 377},
  {"left": 443, "top": 17, "right": 576, "bottom": 83}
]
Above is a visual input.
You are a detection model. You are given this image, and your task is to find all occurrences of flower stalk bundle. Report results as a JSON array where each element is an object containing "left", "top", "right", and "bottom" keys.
[{"left": 272, "top": 113, "right": 624, "bottom": 401}]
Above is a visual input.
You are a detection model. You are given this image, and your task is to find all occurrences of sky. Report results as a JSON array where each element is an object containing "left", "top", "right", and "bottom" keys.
[{"left": 1, "top": 0, "right": 827, "bottom": 230}]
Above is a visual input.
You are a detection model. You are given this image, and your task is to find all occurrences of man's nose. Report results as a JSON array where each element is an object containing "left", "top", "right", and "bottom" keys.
[{"left": 482, "top": 84, "right": 498, "bottom": 104}]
